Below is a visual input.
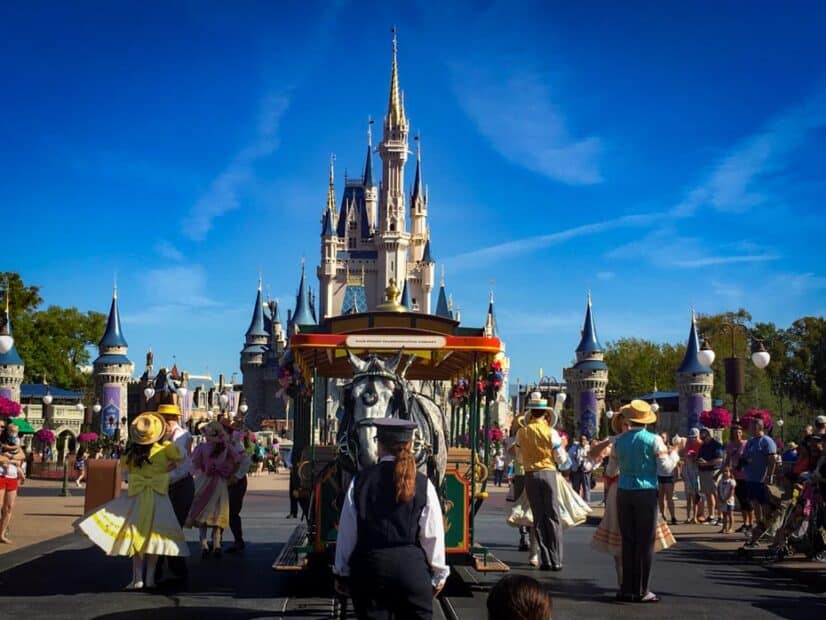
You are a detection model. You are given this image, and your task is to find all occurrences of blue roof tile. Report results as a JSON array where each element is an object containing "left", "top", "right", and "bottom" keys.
[
  {"left": 291, "top": 264, "right": 316, "bottom": 326},
  {"left": 435, "top": 285, "right": 452, "bottom": 319},
  {"left": 421, "top": 239, "right": 434, "bottom": 264},
  {"left": 573, "top": 359, "right": 608, "bottom": 371},
  {"left": 575, "top": 297, "right": 602, "bottom": 353},
  {"left": 99, "top": 293, "right": 128, "bottom": 349},
  {"left": 677, "top": 318, "right": 712, "bottom": 374},
  {"left": 93, "top": 353, "right": 133, "bottom": 366},
  {"left": 246, "top": 287, "right": 268, "bottom": 338},
  {"left": 21, "top": 383, "right": 82, "bottom": 400}
]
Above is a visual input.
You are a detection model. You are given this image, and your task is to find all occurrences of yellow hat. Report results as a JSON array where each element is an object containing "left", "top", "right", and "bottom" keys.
[
  {"left": 620, "top": 399, "right": 657, "bottom": 425},
  {"left": 157, "top": 403, "right": 181, "bottom": 418},
  {"left": 130, "top": 412, "right": 166, "bottom": 445},
  {"left": 611, "top": 411, "right": 626, "bottom": 435}
]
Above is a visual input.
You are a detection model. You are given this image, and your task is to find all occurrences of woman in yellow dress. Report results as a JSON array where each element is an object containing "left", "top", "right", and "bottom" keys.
[{"left": 75, "top": 412, "right": 190, "bottom": 590}]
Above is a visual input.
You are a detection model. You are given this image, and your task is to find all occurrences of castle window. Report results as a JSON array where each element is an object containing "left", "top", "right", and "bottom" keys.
[
  {"left": 390, "top": 222, "right": 396, "bottom": 232},
  {"left": 348, "top": 238, "right": 356, "bottom": 249}
]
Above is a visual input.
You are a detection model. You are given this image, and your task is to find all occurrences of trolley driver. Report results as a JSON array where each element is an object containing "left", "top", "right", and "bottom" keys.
[{"left": 334, "top": 418, "right": 449, "bottom": 619}]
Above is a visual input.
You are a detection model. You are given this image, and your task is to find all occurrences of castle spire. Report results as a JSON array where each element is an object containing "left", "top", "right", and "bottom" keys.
[
  {"left": 363, "top": 118, "right": 374, "bottom": 186},
  {"left": 435, "top": 267, "right": 451, "bottom": 319},
  {"left": 291, "top": 260, "right": 316, "bottom": 326},
  {"left": 575, "top": 292, "right": 602, "bottom": 353},
  {"left": 245, "top": 281, "right": 267, "bottom": 338},
  {"left": 678, "top": 309, "right": 712, "bottom": 374},
  {"left": 386, "top": 28, "right": 405, "bottom": 128},
  {"left": 327, "top": 153, "right": 336, "bottom": 213},
  {"left": 400, "top": 279, "right": 412, "bottom": 310},
  {"left": 485, "top": 285, "right": 497, "bottom": 337},
  {"left": 99, "top": 284, "right": 128, "bottom": 349},
  {"left": 411, "top": 134, "right": 423, "bottom": 204}
]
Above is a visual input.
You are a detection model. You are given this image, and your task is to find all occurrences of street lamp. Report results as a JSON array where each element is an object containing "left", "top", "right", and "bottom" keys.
[
  {"left": 0, "top": 276, "right": 14, "bottom": 355},
  {"left": 42, "top": 381, "right": 53, "bottom": 406},
  {"left": 703, "top": 322, "right": 771, "bottom": 423},
  {"left": 143, "top": 386, "right": 155, "bottom": 400},
  {"left": 777, "top": 418, "right": 785, "bottom": 443},
  {"left": 93, "top": 400, "right": 102, "bottom": 415}
]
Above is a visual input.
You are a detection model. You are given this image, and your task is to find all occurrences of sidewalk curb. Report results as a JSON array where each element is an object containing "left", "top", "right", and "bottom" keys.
[{"left": 0, "top": 533, "right": 77, "bottom": 574}]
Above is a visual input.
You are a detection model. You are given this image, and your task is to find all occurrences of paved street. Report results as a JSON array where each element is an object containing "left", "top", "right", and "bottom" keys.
[{"left": 0, "top": 477, "right": 823, "bottom": 619}]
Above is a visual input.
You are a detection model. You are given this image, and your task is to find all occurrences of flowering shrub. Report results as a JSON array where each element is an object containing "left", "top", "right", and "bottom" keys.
[
  {"left": 0, "top": 396, "right": 21, "bottom": 419},
  {"left": 741, "top": 408, "right": 774, "bottom": 431},
  {"left": 35, "top": 428, "right": 56, "bottom": 444},
  {"left": 78, "top": 432, "right": 99, "bottom": 443},
  {"left": 699, "top": 407, "right": 732, "bottom": 430},
  {"left": 487, "top": 427, "right": 504, "bottom": 443}
]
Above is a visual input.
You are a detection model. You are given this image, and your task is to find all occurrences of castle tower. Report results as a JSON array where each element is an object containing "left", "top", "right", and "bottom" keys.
[
  {"left": 375, "top": 31, "right": 411, "bottom": 302},
  {"left": 419, "top": 239, "right": 435, "bottom": 314},
  {"left": 93, "top": 285, "right": 134, "bottom": 437},
  {"left": 319, "top": 157, "right": 339, "bottom": 319},
  {"left": 240, "top": 280, "right": 269, "bottom": 430},
  {"left": 410, "top": 137, "right": 427, "bottom": 260},
  {"left": 563, "top": 293, "right": 608, "bottom": 439},
  {"left": 676, "top": 310, "right": 714, "bottom": 436},
  {"left": 363, "top": 120, "right": 377, "bottom": 231},
  {"left": 0, "top": 295, "right": 24, "bottom": 403}
]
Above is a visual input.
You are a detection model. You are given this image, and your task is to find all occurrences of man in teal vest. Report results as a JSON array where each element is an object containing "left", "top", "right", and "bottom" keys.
[{"left": 614, "top": 400, "right": 677, "bottom": 603}]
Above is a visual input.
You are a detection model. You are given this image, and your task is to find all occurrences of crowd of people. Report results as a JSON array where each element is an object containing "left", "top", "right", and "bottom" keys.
[{"left": 75, "top": 398, "right": 254, "bottom": 589}]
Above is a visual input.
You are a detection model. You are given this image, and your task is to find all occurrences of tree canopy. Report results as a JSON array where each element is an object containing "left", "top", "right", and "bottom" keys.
[{"left": 2, "top": 272, "right": 106, "bottom": 390}]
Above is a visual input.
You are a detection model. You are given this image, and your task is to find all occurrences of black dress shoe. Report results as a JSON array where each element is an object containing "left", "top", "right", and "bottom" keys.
[
  {"left": 551, "top": 564, "right": 563, "bottom": 572},
  {"left": 213, "top": 547, "right": 223, "bottom": 559}
]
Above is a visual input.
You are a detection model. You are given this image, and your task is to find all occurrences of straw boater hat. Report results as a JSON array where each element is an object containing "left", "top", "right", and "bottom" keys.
[
  {"left": 157, "top": 403, "right": 182, "bottom": 418},
  {"left": 524, "top": 391, "right": 561, "bottom": 427},
  {"left": 619, "top": 399, "right": 657, "bottom": 425},
  {"left": 130, "top": 412, "right": 166, "bottom": 445}
]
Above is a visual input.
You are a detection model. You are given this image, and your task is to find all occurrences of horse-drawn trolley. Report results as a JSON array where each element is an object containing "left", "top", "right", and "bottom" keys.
[{"left": 272, "top": 295, "right": 509, "bottom": 579}]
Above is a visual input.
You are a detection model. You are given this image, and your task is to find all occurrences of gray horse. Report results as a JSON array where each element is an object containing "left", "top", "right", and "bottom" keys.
[{"left": 337, "top": 350, "right": 448, "bottom": 489}]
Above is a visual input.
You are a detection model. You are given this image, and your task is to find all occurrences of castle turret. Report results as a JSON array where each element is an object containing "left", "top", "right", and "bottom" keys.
[
  {"left": 434, "top": 267, "right": 452, "bottom": 319},
  {"left": 400, "top": 279, "right": 412, "bottom": 310},
  {"left": 240, "top": 280, "right": 270, "bottom": 431},
  {"left": 676, "top": 310, "right": 714, "bottom": 435},
  {"left": 419, "top": 238, "right": 435, "bottom": 313},
  {"left": 563, "top": 293, "right": 608, "bottom": 439},
  {"left": 0, "top": 294, "right": 24, "bottom": 403},
  {"left": 410, "top": 137, "right": 428, "bottom": 260},
  {"left": 376, "top": 31, "right": 411, "bottom": 304},
  {"left": 93, "top": 285, "right": 134, "bottom": 437},
  {"left": 290, "top": 262, "right": 317, "bottom": 329},
  {"left": 319, "top": 157, "right": 340, "bottom": 319}
]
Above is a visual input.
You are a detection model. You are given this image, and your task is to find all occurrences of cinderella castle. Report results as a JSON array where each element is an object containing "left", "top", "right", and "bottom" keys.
[{"left": 240, "top": 35, "right": 461, "bottom": 430}]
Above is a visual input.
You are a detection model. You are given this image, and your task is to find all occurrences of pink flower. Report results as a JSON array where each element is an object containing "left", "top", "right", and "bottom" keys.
[
  {"left": 35, "top": 428, "right": 56, "bottom": 444},
  {"left": 0, "top": 396, "right": 21, "bottom": 418},
  {"left": 699, "top": 407, "right": 732, "bottom": 430}
]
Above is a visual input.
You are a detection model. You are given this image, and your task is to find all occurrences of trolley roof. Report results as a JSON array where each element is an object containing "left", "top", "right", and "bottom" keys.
[{"left": 289, "top": 311, "right": 503, "bottom": 381}]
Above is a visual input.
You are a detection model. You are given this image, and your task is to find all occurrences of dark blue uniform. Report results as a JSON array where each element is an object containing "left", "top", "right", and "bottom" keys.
[{"left": 349, "top": 461, "right": 433, "bottom": 620}]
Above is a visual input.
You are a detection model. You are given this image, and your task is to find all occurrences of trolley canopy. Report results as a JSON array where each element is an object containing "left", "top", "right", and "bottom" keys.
[{"left": 289, "top": 311, "right": 503, "bottom": 381}]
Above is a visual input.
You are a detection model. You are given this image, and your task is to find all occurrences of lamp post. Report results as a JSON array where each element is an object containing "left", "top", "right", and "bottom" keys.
[
  {"left": 0, "top": 275, "right": 14, "bottom": 355},
  {"left": 703, "top": 322, "right": 771, "bottom": 424},
  {"left": 777, "top": 418, "right": 785, "bottom": 443}
]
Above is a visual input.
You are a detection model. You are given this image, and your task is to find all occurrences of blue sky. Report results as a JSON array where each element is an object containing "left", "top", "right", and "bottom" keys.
[{"left": 3, "top": 1, "right": 825, "bottom": 387}]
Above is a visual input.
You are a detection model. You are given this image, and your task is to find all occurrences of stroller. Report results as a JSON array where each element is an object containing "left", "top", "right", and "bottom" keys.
[{"left": 765, "top": 476, "right": 825, "bottom": 562}]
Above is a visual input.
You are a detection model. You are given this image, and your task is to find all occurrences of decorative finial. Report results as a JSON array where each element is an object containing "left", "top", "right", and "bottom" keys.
[
  {"left": 113, "top": 274, "right": 118, "bottom": 299},
  {"left": 587, "top": 290, "right": 592, "bottom": 306},
  {"left": 691, "top": 305, "right": 696, "bottom": 323},
  {"left": 367, "top": 116, "right": 373, "bottom": 146},
  {"left": 258, "top": 272, "right": 262, "bottom": 291},
  {"left": 415, "top": 133, "right": 421, "bottom": 159},
  {"left": 489, "top": 279, "right": 495, "bottom": 304},
  {"left": 440, "top": 265, "right": 445, "bottom": 287}
]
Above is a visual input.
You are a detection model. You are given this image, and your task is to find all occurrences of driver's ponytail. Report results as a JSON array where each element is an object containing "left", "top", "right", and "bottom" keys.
[{"left": 391, "top": 441, "right": 416, "bottom": 502}]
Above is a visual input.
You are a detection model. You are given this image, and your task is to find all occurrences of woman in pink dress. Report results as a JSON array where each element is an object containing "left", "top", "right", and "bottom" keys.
[{"left": 186, "top": 421, "right": 240, "bottom": 558}]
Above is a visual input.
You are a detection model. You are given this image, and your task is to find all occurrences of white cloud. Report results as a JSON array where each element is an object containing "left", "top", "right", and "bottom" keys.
[
  {"left": 154, "top": 240, "right": 184, "bottom": 261},
  {"left": 672, "top": 81, "right": 826, "bottom": 217},
  {"left": 450, "top": 63, "right": 602, "bottom": 185},
  {"left": 183, "top": 94, "right": 291, "bottom": 241},
  {"left": 447, "top": 212, "right": 662, "bottom": 271}
]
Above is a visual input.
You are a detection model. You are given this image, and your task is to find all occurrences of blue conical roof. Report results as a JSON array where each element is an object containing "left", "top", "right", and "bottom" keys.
[
  {"left": 321, "top": 208, "right": 334, "bottom": 237},
  {"left": 99, "top": 291, "right": 128, "bottom": 349},
  {"left": 421, "top": 239, "right": 434, "bottom": 264},
  {"left": 363, "top": 143, "right": 374, "bottom": 187},
  {"left": 435, "top": 285, "right": 452, "bottom": 319},
  {"left": 291, "top": 264, "right": 316, "bottom": 326},
  {"left": 678, "top": 315, "right": 712, "bottom": 374},
  {"left": 411, "top": 151, "right": 423, "bottom": 203},
  {"left": 575, "top": 296, "right": 602, "bottom": 353},
  {"left": 485, "top": 294, "right": 497, "bottom": 337},
  {"left": 400, "top": 280, "right": 411, "bottom": 310},
  {"left": 0, "top": 311, "right": 23, "bottom": 366},
  {"left": 246, "top": 286, "right": 267, "bottom": 338}
]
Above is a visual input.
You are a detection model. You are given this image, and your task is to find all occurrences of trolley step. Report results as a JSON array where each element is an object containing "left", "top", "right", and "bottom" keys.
[
  {"left": 472, "top": 550, "right": 509, "bottom": 572},
  {"left": 273, "top": 522, "right": 310, "bottom": 571}
]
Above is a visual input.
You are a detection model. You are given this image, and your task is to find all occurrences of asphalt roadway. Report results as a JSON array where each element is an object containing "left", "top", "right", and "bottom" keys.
[{"left": 1, "top": 481, "right": 823, "bottom": 620}]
